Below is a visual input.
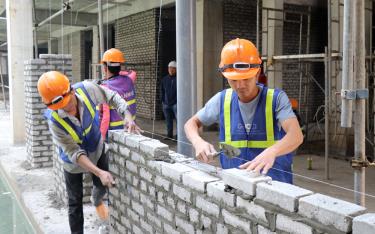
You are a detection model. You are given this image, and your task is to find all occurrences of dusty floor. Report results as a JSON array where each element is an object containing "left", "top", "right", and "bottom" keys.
[{"left": 0, "top": 106, "right": 374, "bottom": 233}]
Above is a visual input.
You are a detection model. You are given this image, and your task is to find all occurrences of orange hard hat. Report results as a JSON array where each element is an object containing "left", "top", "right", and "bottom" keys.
[
  {"left": 219, "top": 38, "right": 262, "bottom": 80},
  {"left": 37, "top": 71, "right": 71, "bottom": 110},
  {"left": 289, "top": 98, "right": 299, "bottom": 110},
  {"left": 101, "top": 48, "right": 125, "bottom": 65}
]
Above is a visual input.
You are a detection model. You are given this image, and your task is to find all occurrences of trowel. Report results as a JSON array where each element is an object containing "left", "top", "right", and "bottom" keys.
[{"left": 212, "top": 143, "right": 241, "bottom": 159}]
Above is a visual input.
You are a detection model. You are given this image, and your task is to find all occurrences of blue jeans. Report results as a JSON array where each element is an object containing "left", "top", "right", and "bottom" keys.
[{"left": 162, "top": 103, "right": 177, "bottom": 138}]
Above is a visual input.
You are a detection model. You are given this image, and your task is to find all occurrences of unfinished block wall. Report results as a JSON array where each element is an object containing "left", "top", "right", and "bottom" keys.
[
  {"left": 107, "top": 130, "right": 375, "bottom": 234},
  {"left": 24, "top": 54, "right": 72, "bottom": 168},
  {"left": 53, "top": 147, "right": 93, "bottom": 206}
]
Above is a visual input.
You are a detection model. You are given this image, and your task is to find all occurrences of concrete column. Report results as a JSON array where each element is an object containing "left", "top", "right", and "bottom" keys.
[
  {"left": 262, "top": 0, "right": 283, "bottom": 88},
  {"left": 196, "top": 0, "right": 223, "bottom": 109},
  {"left": 48, "top": 39, "right": 58, "bottom": 54},
  {"left": 6, "top": 0, "right": 33, "bottom": 144},
  {"left": 92, "top": 26, "right": 100, "bottom": 80}
]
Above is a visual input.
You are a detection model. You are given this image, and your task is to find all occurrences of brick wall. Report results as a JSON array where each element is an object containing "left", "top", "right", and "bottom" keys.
[
  {"left": 282, "top": 4, "right": 326, "bottom": 122},
  {"left": 115, "top": 9, "right": 163, "bottom": 119},
  {"left": 107, "top": 130, "right": 375, "bottom": 234},
  {"left": 223, "top": 0, "right": 259, "bottom": 47},
  {"left": 24, "top": 54, "right": 72, "bottom": 168}
]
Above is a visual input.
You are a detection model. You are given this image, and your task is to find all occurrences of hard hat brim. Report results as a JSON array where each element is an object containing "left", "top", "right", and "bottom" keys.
[
  {"left": 47, "top": 93, "right": 71, "bottom": 111},
  {"left": 222, "top": 68, "right": 260, "bottom": 80}
]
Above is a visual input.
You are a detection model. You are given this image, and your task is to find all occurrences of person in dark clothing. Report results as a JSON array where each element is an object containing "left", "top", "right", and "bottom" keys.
[{"left": 160, "top": 61, "right": 177, "bottom": 139}]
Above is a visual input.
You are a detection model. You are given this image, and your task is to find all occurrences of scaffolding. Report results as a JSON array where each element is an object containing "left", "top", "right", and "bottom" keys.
[{"left": 258, "top": 0, "right": 373, "bottom": 205}]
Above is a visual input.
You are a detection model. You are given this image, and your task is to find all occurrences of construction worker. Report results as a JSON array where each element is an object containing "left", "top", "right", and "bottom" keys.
[
  {"left": 98, "top": 48, "right": 137, "bottom": 138},
  {"left": 184, "top": 38, "right": 303, "bottom": 184},
  {"left": 38, "top": 71, "right": 141, "bottom": 234},
  {"left": 160, "top": 61, "right": 177, "bottom": 139}
]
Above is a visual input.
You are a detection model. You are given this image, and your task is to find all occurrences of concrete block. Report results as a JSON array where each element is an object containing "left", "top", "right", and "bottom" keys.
[
  {"left": 182, "top": 170, "right": 219, "bottom": 193},
  {"left": 133, "top": 225, "right": 142, "bottom": 234},
  {"left": 132, "top": 200, "right": 145, "bottom": 217},
  {"left": 258, "top": 225, "right": 276, "bottom": 234},
  {"left": 127, "top": 208, "right": 140, "bottom": 223},
  {"left": 126, "top": 160, "right": 138, "bottom": 174},
  {"left": 131, "top": 151, "right": 146, "bottom": 164},
  {"left": 139, "top": 139, "right": 169, "bottom": 159},
  {"left": 121, "top": 216, "right": 132, "bottom": 229},
  {"left": 189, "top": 208, "right": 199, "bottom": 223},
  {"left": 140, "top": 193, "right": 154, "bottom": 210},
  {"left": 299, "top": 193, "right": 366, "bottom": 232},
  {"left": 139, "top": 167, "right": 153, "bottom": 182},
  {"left": 196, "top": 196, "right": 220, "bottom": 218},
  {"left": 353, "top": 213, "right": 375, "bottom": 234},
  {"left": 119, "top": 145, "right": 131, "bottom": 158},
  {"left": 172, "top": 184, "right": 191, "bottom": 203},
  {"left": 167, "top": 195, "right": 176, "bottom": 209},
  {"left": 161, "top": 163, "right": 195, "bottom": 182},
  {"left": 163, "top": 223, "right": 179, "bottom": 234},
  {"left": 176, "top": 216, "right": 194, "bottom": 234},
  {"left": 221, "top": 168, "right": 271, "bottom": 196},
  {"left": 140, "top": 180, "right": 147, "bottom": 192},
  {"left": 257, "top": 180, "right": 313, "bottom": 212},
  {"left": 140, "top": 219, "right": 153, "bottom": 234},
  {"left": 276, "top": 214, "right": 313, "bottom": 234},
  {"left": 201, "top": 214, "right": 212, "bottom": 229},
  {"left": 155, "top": 175, "right": 171, "bottom": 191},
  {"left": 157, "top": 205, "right": 173, "bottom": 222},
  {"left": 170, "top": 151, "right": 194, "bottom": 163},
  {"left": 237, "top": 197, "right": 267, "bottom": 223},
  {"left": 147, "top": 160, "right": 166, "bottom": 173},
  {"left": 126, "top": 134, "right": 150, "bottom": 150},
  {"left": 177, "top": 201, "right": 186, "bottom": 215},
  {"left": 222, "top": 209, "right": 251, "bottom": 233},
  {"left": 207, "top": 180, "right": 236, "bottom": 207},
  {"left": 147, "top": 213, "right": 162, "bottom": 228},
  {"left": 216, "top": 223, "right": 228, "bottom": 234}
]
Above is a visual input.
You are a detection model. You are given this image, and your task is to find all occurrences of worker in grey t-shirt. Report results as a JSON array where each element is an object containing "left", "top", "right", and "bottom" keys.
[{"left": 184, "top": 38, "right": 303, "bottom": 184}]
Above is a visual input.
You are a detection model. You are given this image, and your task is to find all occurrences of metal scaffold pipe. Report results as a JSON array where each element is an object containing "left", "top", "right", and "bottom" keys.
[
  {"left": 176, "top": 0, "right": 197, "bottom": 156},
  {"left": 98, "top": 0, "right": 104, "bottom": 79},
  {"left": 341, "top": 0, "right": 354, "bottom": 127},
  {"left": 353, "top": 0, "right": 366, "bottom": 206}
]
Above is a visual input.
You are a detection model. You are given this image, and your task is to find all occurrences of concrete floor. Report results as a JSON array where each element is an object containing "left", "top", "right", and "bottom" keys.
[{"left": 0, "top": 107, "right": 374, "bottom": 233}]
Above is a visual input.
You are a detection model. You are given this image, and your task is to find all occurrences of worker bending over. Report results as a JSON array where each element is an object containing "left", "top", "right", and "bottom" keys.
[{"left": 38, "top": 71, "right": 141, "bottom": 234}]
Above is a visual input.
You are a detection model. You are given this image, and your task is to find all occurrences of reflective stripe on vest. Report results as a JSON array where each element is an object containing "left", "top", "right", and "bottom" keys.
[
  {"left": 51, "top": 87, "right": 96, "bottom": 143},
  {"left": 222, "top": 88, "right": 276, "bottom": 148}
]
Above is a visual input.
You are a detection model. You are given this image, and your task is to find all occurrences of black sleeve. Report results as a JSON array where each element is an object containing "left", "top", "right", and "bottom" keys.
[{"left": 160, "top": 77, "right": 165, "bottom": 104}]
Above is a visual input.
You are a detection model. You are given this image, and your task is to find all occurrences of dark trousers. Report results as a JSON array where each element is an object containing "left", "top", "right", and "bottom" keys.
[
  {"left": 64, "top": 153, "right": 108, "bottom": 234},
  {"left": 162, "top": 103, "right": 177, "bottom": 138}
]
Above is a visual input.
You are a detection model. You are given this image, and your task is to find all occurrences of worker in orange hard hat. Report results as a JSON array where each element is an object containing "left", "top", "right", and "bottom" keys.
[
  {"left": 98, "top": 48, "right": 137, "bottom": 139},
  {"left": 185, "top": 38, "right": 303, "bottom": 184},
  {"left": 38, "top": 71, "right": 141, "bottom": 233}
]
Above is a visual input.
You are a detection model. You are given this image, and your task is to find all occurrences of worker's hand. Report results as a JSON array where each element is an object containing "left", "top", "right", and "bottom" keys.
[
  {"left": 98, "top": 170, "right": 116, "bottom": 188},
  {"left": 193, "top": 139, "right": 217, "bottom": 163},
  {"left": 239, "top": 149, "right": 276, "bottom": 175},
  {"left": 126, "top": 120, "right": 143, "bottom": 134}
]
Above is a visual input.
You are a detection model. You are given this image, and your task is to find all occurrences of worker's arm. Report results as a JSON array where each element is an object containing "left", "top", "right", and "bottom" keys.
[
  {"left": 49, "top": 120, "right": 115, "bottom": 186},
  {"left": 76, "top": 154, "right": 115, "bottom": 187},
  {"left": 184, "top": 115, "right": 217, "bottom": 163},
  {"left": 239, "top": 117, "right": 303, "bottom": 174},
  {"left": 84, "top": 81, "right": 141, "bottom": 134}
]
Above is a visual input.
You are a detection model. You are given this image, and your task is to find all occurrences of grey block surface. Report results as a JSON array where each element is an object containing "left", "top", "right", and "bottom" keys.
[
  {"left": 299, "top": 193, "right": 366, "bottom": 232},
  {"left": 257, "top": 180, "right": 313, "bottom": 212},
  {"left": 353, "top": 213, "right": 375, "bottom": 234}
]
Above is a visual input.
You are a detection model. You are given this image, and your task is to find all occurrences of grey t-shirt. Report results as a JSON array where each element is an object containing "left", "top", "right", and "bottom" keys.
[{"left": 196, "top": 85, "right": 295, "bottom": 132}]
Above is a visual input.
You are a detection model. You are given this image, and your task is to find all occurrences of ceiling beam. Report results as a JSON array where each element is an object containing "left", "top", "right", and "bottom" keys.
[{"left": 34, "top": 9, "right": 98, "bottom": 28}]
